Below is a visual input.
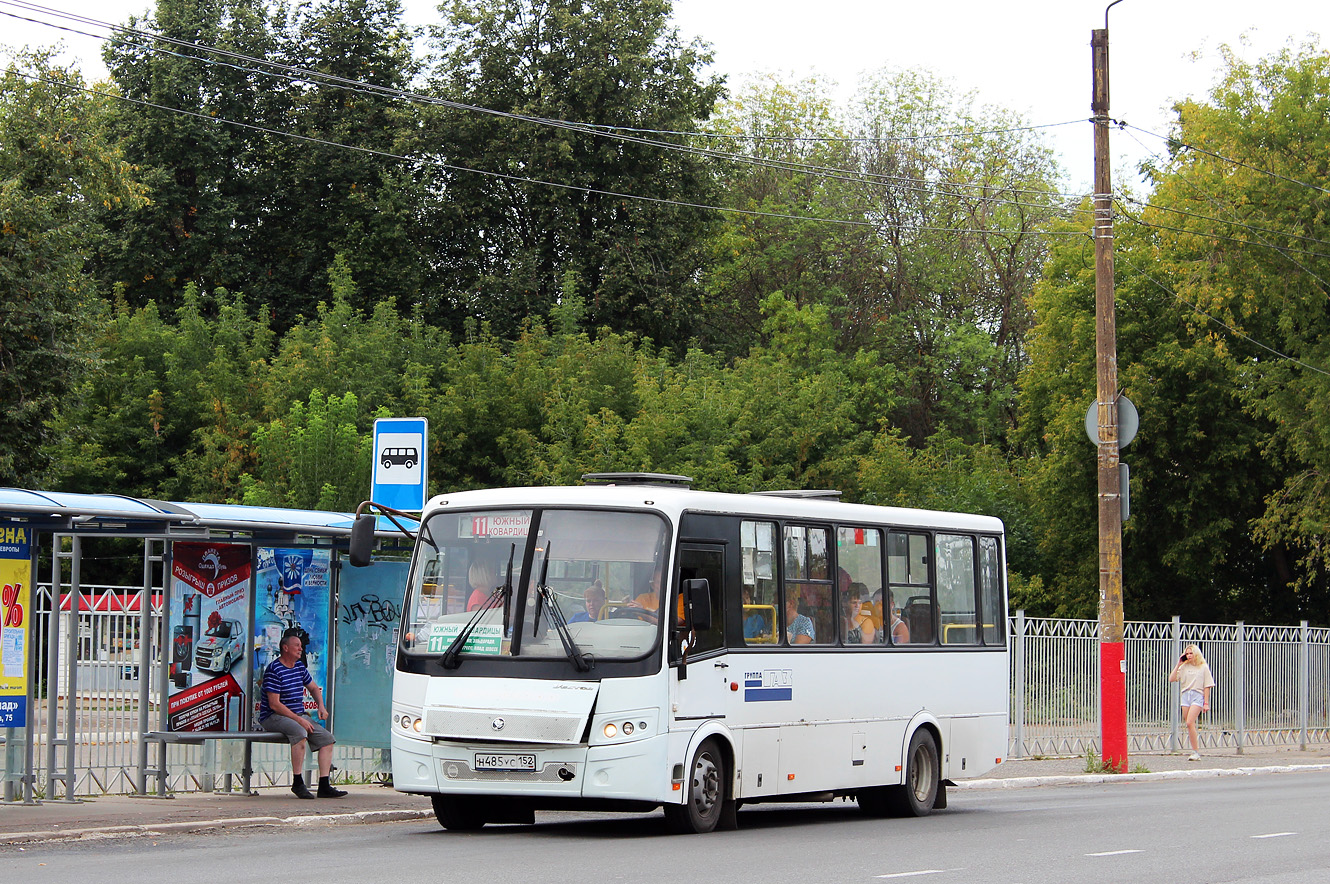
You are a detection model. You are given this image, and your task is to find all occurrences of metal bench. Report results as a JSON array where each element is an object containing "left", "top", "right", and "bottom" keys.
[{"left": 144, "top": 730, "right": 290, "bottom": 795}]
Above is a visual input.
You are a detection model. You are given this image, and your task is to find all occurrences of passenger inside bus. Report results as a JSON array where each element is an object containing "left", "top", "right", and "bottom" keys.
[
  {"left": 785, "top": 592, "right": 814, "bottom": 644},
  {"left": 569, "top": 581, "right": 606, "bottom": 623},
  {"left": 843, "top": 583, "right": 876, "bottom": 644},
  {"left": 742, "top": 586, "right": 772, "bottom": 640},
  {"left": 465, "top": 560, "right": 498, "bottom": 611},
  {"left": 888, "top": 590, "right": 912, "bottom": 644}
]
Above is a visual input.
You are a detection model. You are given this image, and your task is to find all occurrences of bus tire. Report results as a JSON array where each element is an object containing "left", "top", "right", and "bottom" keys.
[
  {"left": 431, "top": 795, "right": 486, "bottom": 831},
  {"left": 664, "top": 739, "right": 726, "bottom": 834},
  {"left": 889, "top": 729, "right": 940, "bottom": 817}
]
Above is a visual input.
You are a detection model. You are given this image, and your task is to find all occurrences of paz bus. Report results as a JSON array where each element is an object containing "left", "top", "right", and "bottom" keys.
[{"left": 349, "top": 473, "right": 1008, "bottom": 833}]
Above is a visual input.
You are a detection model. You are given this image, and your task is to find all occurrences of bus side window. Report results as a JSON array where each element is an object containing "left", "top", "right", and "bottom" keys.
[
  {"left": 741, "top": 520, "right": 779, "bottom": 646},
  {"left": 888, "top": 531, "right": 933, "bottom": 645},
  {"left": 979, "top": 536, "right": 1004, "bottom": 645},
  {"left": 678, "top": 546, "right": 725, "bottom": 654},
  {"left": 937, "top": 534, "right": 978, "bottom": 645}
]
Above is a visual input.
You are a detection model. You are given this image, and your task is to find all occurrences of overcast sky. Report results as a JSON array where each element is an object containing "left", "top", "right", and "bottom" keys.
[{"left": 2, "top": 0, "right": 1323, "bottom": 190}]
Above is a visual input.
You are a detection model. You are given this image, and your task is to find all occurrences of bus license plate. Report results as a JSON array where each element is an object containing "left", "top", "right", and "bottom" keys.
[{"left": 475, "top": 753, "right": 537, "bottom": 772}]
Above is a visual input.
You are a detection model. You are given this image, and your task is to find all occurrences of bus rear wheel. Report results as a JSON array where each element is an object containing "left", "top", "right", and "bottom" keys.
[
  {"left": 431, "top": 795, "right": 486, "bottom": 831},
  {"left": 890, "top": 729, "right": 940, "bottom": 817},
  {"left": 664, "top": 739, "right": 731, "bottom": 834}
]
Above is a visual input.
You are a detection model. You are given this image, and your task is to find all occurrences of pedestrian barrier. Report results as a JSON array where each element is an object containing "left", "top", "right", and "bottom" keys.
[{"left": 1009, "top": 612, "right": 1330, "bottom": 758}]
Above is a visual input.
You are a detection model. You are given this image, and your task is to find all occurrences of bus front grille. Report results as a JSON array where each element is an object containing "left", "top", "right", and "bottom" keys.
[{"left": 423, "top": 707, "right": 585, "bottom": 744}]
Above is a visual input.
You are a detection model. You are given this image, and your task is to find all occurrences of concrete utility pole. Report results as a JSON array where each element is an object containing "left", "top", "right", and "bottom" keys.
[{"left": 1092, "top": 4, "right": 1128, "bottom": 773}]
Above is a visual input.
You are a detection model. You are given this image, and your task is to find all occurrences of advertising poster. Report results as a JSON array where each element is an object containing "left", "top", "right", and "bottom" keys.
[
  {"left": 254, "top": 548, "right": 331, "bottom": 723},
  {"left": 168, "top": 542, "right": 251, "bottom": 732},
  {"left": 0, "top": 523, "right": 32, "bottom": 728}
]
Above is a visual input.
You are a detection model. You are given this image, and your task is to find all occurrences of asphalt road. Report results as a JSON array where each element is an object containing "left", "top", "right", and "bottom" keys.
[{"left": 6, "top": 772, "right": 1329, "bottom": 883}]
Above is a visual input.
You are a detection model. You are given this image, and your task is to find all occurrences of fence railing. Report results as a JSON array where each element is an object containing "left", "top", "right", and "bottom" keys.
[
  {"left": 14, "top": 591, "right": 1330, "bottom": 796},
  {"left": 1009, "top": 612, "right": 1330, "bottom": 758}
]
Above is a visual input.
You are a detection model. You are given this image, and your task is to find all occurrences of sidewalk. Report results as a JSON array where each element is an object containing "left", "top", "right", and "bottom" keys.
[{"left": 3, "top": 745, "right": 1330, "bottom": 845}]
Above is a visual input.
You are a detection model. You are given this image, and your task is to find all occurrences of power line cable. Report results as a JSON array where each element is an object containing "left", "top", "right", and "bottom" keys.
[
  {"left": 18, "top": 68, "right": 1096, "bottom": 238},
  {"left": 1118, "top": 194, "right": 1330, "bottom": 250},
  {"left": 1119, "top": 126, "right": 1330, "bottom": 292},
  {"left": 0, "top": 0, "right": 1087, "bottom": 210},
  {"left": 1123, "top": 121, "right": 1330, "bottom": 198}
]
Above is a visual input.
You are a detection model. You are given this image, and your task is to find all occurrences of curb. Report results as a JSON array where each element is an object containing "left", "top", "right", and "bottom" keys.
[
  {"left": 957, "top": 762, "right": 1330, "bottom": 790},
  {"left": 0, "top": 809, "right": 435, "bottom": 846}
]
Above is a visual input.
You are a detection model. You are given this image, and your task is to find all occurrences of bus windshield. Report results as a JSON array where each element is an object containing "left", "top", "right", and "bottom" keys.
[{"left": 401, "top": 508, "right": 669, "bottom": 663}]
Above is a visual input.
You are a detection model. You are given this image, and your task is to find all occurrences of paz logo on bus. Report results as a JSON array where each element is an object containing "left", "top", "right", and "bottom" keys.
[
  {"left": 742, "top": 669, "right": 793, "bottom": 703},
  {"left": 491, "top": 718, "right": 505, "bottom": 731}
]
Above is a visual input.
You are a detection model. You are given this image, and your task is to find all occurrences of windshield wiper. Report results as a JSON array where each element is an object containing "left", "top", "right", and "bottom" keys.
[
  {"left": 440, "top": 543, "right": 516, "bottom": 670},
  {"left": 529, "top": 544, "right": 592, "bottom": 672}
]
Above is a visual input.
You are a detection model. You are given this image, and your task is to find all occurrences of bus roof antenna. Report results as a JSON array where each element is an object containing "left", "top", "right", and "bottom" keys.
[{"left": 581, "top": 472, "right": 693, "bottom": 488}]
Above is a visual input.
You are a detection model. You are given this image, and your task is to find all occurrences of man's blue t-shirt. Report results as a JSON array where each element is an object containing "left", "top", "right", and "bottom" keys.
[{"left": 259, "top": 658, "right": 312, "bottom": 721}]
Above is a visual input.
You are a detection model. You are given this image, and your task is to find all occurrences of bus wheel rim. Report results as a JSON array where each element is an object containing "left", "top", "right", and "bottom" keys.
[{"left": 691, "top": 752, "right": 719, "bottom": 814}]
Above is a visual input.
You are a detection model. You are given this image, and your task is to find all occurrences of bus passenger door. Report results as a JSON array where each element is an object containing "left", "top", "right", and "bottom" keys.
[{"left": 670, "top": 545, "right": 729, "bottom": 725}]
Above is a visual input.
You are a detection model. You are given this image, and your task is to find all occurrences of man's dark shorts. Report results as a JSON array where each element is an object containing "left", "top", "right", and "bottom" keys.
[{"left": 260, "top": 715, "right": 335, "bottom": 749}]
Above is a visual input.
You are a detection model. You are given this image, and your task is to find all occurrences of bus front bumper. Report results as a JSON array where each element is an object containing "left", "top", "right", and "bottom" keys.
[{"left": 391, "top": 731, "right": 673, "bottom": 803}]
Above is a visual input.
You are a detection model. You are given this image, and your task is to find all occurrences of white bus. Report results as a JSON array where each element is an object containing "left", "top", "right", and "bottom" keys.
[{"left": 351, "top": 473, "right": 1008, "bottom": 833}]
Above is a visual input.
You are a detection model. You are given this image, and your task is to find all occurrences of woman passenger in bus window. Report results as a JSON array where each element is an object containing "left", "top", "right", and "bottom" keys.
[
  {"left": 465, "top": 560, "right": 497, "bottom": 611},
  {"left": 887, "top": 590, "right": 910, "bottom": 644},
  {"left": 843, "top": 583, "right": 875, "bottom": 644},
  {"left": 785, "top": 592, "right": 814, "bottom": 644}
]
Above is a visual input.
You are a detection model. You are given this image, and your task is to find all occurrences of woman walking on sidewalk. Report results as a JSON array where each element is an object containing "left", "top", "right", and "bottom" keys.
[{"left": 1170, "top": 643, "right": 1216, "bottom": 761}]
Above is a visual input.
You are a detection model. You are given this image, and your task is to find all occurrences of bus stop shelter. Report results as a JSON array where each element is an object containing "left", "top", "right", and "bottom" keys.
[{"left": 0, "top": 489, "right": 411, "bottom": 803}]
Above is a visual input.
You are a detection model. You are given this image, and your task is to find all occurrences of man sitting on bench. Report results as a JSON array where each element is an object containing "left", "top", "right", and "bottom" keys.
[{"left": 258, "top": 634, "right": 346, "bottom": 799}]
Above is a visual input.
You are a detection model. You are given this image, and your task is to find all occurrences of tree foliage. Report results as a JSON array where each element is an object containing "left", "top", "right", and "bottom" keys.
[
  {"left": 705, "top": 71, "right": 1064, "bottom": 447},
  {"left": 417, "top": 0, "right": 724, "bottom": 342},
  {"left": 1140, "top": 42, "right": 1330, "bottom": 620},
  {"left": 0, "top": 52, "right": 146, "bottom": 485},
  {"left": 98, "top": 0, "right": 426, "bottom": 325}
]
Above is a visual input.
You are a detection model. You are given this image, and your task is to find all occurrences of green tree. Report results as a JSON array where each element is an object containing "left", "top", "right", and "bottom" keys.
[
  {"left": 101, "top": 0, "right": 425, "bottom": 326},
  {"left": 702, "top": 75, "right": 883, "bottom": 358},
  {"left": 0, "top": 52, "right": 146, "bottom": 485},
  {"left": 1017, "top": 205, "right": 1284, "bottom": 621},
  {"left": 253, "top": 0, "right": 426, "bottom": 326},
  {"left": 100, "top": 0, "right": 283, "bottom": 309},
  {"left": 419, "top": 0, "right": 724, "bottom": 344},
  {"left": 1138, "top": 42, "right": 1330, "bottom": 621},
  {"left": 240, "top": 390, "right": 371, "bottom": 511},
  {"left": 851, "top": 69, "right": 1062, "bottom": 447}
]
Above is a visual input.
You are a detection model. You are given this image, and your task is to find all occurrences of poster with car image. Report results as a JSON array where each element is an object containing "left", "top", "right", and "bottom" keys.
[
  {"left": 167, "top": 542, "right": 251, "bottom": 732},
  {"left": 254, "top": 548, "right": 331, "bottom": 723}
]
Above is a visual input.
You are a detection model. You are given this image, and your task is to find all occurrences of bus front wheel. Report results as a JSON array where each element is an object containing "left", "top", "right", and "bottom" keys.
[
  {"left": 890, "top": 729, "right": 940, "bottom": 817},
  {"left": 664, "top": 739, "right": 733, "bottom": 834},
  {"left": 431, "top": 794, "right": 486, "bottom": 831}
]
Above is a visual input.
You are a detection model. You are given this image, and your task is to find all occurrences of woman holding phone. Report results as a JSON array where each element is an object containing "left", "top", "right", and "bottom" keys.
[{"left": 1169, "top": 643, "right": 1216, "bottom": 761}]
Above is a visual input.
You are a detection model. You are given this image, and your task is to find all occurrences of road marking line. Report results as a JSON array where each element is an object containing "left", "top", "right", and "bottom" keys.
[
  {"left": 874, "top": 870, "right": 963, "bottom": 879},
  {"left": 1251, "top": 832, "right": 1296, "bottom": 839},
  {"left": 1085, "top": 849, "right": 1142, "bottom": 857}
]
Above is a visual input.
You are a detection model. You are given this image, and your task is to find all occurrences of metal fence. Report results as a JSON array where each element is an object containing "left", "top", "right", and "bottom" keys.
[
  {"left": 16, "top": 589, "right": 1330, "bottom": 797},
  {"left": 1010, "top": 612, "right": 1330, "bottom": 758}
]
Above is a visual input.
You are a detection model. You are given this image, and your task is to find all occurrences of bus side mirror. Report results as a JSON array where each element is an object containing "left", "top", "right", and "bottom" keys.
[
  {"left": 683, "top": 579, "right": 712, "bottom": 631},
  {"left": 348, "top": 514, "right": 376, "bottom": 567}
]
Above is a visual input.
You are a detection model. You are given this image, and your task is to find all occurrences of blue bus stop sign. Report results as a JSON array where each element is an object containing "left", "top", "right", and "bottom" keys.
[{"left": 371, "top": 418, "right": 428, "bottom": 512}]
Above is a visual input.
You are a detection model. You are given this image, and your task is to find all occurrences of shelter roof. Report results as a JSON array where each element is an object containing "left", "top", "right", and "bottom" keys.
[{"left": 0, "top": 488, "right": 414, "bottom": 543}]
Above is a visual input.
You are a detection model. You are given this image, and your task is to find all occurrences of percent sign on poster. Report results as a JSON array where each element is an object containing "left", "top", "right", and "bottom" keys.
[{"left": 2, "top": 583, "right": 23, "bottom": 626}]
